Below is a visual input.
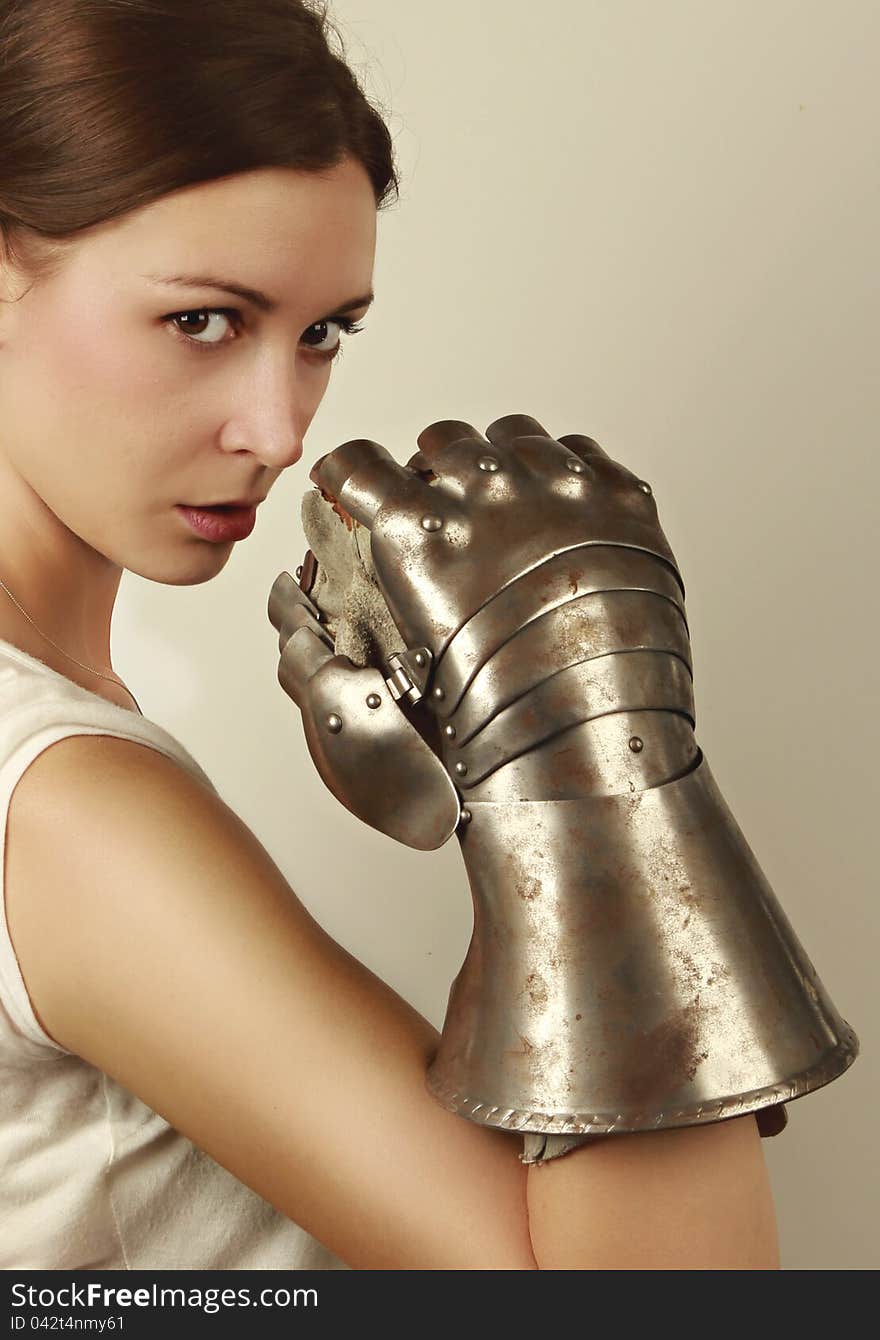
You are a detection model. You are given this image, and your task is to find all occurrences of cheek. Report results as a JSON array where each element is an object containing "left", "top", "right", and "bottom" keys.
[
  {"left": 33, "top": 305, "right": 176, "bottom": 489},
  {"left": 302, "top": 359, "right": 335, "bottom": 424},
  {"left": 17, "top": 315, "right": 167, "bottom": 496},
  {"left": 37, "top": 297, "right": 161, "bottom": 414}
]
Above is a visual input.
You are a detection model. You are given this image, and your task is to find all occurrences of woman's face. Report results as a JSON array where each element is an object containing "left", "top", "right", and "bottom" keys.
[{"left": 0, "top": 158, "right": 377, "bottom": 586}]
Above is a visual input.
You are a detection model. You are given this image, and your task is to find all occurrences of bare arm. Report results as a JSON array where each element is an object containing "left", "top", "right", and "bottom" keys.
[
  {"left": 7, "top": 734, "right": 782, "bottom": 1271},
  {"left": 525, "top": 1116, "right": 780, "bottom": 1269},
  {"left": 6, "top": 735, "right": 538, "bottom": 1271}
]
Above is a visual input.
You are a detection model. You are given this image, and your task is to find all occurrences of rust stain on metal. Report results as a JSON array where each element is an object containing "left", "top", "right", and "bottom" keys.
[
  {"left": 505, "top": 1032, "right": 536, "bottom": 1058},
  {"left": 500, "top": 845, "right": 545, "bottom": 902},
  {"left": 676, "top": 882, "right": 702, "bottom": 909},
  {"left": 578, "top": 889, "right": 630, "bottom": 939},
  {"left": 525, "top": 972, "right": 548, "bottom": 1008},
  {"left": 551, "top": 604, "right": 601, "bottom": 664},
  {"left": 547, "top": 743, "right": 603, "bottom": 793},
  {"left": 517, "top": 874, "right": 543, "bottom": 901},
  {"left": 705, "top": 962, "right": 731, "bottom": 989},
  {"left": 674, "top": 946, "right": 703, "bottom": 993},
  {"left": 318, "top": 485, "right": 357, "bottom": 532},
  {"left": 611, "top": 997, "right": 709, "bottom": 1105}
]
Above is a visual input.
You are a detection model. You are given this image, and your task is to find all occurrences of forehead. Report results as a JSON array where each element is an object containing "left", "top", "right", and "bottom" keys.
[{"left": 77, "top": 160, "right": 377, "bottom": 307}]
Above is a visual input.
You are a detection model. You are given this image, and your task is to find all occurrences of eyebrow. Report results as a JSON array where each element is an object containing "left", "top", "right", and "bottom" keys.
[{"left": 140, "top": 272, "right": 374, "bottom": 315}]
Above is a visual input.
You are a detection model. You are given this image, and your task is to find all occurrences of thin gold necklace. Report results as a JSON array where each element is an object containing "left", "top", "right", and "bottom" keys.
[{"left": 0, "top": 574, "right": 142, "bottom": 714}]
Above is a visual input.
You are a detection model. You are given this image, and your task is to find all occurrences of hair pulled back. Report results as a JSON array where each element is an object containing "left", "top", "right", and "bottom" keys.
[{"left": 0, "top": 0, "right": 398, "bottom": 290}]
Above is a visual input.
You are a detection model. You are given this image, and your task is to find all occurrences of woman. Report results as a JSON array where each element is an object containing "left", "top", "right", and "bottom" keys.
[{"left": 0, "top": 0, "right": 780, "bottom": 1269}]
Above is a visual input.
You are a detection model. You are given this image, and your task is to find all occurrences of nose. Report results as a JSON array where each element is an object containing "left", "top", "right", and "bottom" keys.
[
  {"left": 220, "top": 421, "right": 304, "bottom": 472},
  {"left": 256, "top": 433, "right": 304, "bottom": 472},
  {"left": 221, "top": 364, "right": 313, "bottom": 471},
  {"left": 242, "top": 421, "right": 305, "bottom": 472}
]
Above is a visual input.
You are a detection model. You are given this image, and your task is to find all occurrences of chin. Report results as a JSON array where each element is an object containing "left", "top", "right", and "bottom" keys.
[{"left": 125, "top": 545, "right": 234, "bottom": 587}]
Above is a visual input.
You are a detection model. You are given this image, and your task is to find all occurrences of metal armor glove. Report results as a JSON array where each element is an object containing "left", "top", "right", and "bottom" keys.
[{"left": 268, "top": 413, "right": 859, "bottom": 1152}]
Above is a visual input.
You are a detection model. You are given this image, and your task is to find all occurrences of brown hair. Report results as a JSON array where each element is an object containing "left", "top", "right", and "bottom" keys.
[{"left": 0, "top": 0, "right": 399, "bottom": 292}]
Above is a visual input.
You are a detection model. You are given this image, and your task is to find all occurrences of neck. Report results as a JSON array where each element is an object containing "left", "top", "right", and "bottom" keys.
[{"left": 0, "top": 459, "right": 123, "bottom": 672}]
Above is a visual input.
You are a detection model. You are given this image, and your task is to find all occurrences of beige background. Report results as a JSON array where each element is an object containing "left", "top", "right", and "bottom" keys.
[{"left": 113, "top": 0, "right": 877, "bottom": 1269}]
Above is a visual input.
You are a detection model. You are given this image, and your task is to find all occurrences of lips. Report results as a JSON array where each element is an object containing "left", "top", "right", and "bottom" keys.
[{"left": 176, "top": 503, "right": 258, "bottom": 542}]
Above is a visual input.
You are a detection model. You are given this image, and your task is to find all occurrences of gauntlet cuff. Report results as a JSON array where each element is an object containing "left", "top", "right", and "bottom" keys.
[{"left": 426, "top": 751, "right": 857, "bottom": 1135}]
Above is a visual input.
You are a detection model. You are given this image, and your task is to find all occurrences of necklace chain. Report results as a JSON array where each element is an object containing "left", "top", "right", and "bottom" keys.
[{"left": 0, "top": 574, "right": 142, "bottom": 714}]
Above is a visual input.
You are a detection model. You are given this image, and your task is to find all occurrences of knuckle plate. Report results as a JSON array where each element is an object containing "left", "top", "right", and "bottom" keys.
[
  {"left": 310, "top": 439, "right": 425, "bottom": 530},
  {"left": 365, "top": 422, "right": 682, "bottom": 658}
]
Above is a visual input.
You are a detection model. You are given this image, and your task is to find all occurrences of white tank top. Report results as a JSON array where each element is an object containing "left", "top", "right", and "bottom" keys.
[{"left": 0, "top": 639, "right": 347, "bottom": 1270}]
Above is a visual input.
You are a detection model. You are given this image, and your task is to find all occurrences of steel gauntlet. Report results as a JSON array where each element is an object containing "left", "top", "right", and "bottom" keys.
[{"left": 268, "top": 414, "right": 858, "bottom": 1152}]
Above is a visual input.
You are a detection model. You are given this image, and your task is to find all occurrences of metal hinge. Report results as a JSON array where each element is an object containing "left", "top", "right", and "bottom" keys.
[{"left": 385, "top": 646, "right": 434, "bottom": 705}]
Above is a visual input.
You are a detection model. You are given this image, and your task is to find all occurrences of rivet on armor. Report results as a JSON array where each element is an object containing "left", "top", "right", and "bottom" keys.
[
  {"left": 421, "top": 515, "right": 443, "bottom": 531},
  {"left": 366, "top": 693, "right": 381, "bottom": 709},
  {"left": 566, "top": 458, "right": 586, "bottom": 474},
  {"left": 629, "top": 736, "right": 644, "bottom": 752},
  {"left": 455, "top": 761, "right": 468, "bottom": 776},
  {"left": 327, "top": 713, "right": 343, "bottom": 733},
  {"left": 444, "top": 724, "right": 457, "bottom": 739},
  {"left": 295, "top": 564, "right": 303, "bottom": 580},
  {"left": 478, "top": 456, "right": 500, "bottom": 472},
  {"left": 433, "top": 686, "right": 445, "bottom": 700},
  {"left": 637, "top": 481, "right": 652, "bottom": 495},
  {"left": 459, "top": 808, "right": 472, "bottom": 824},
  {"left": 414, "top": 652, "right": 426, "bottom": 667}
]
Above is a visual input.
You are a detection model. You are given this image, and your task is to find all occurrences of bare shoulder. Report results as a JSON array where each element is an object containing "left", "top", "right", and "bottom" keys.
[{"left": 5, "top": 733, "right": 537, "bottom": 1270}]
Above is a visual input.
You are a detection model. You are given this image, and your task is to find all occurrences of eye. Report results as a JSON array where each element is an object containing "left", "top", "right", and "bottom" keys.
[
  {"left": 164, "top": 308, "right": 365, "bottom": 361},
  {"left": 300, "top": 317, "right": 365, "bottom": 360},
  {"left": 164, "top": 308, "right": 237, "bottom": 346}
]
